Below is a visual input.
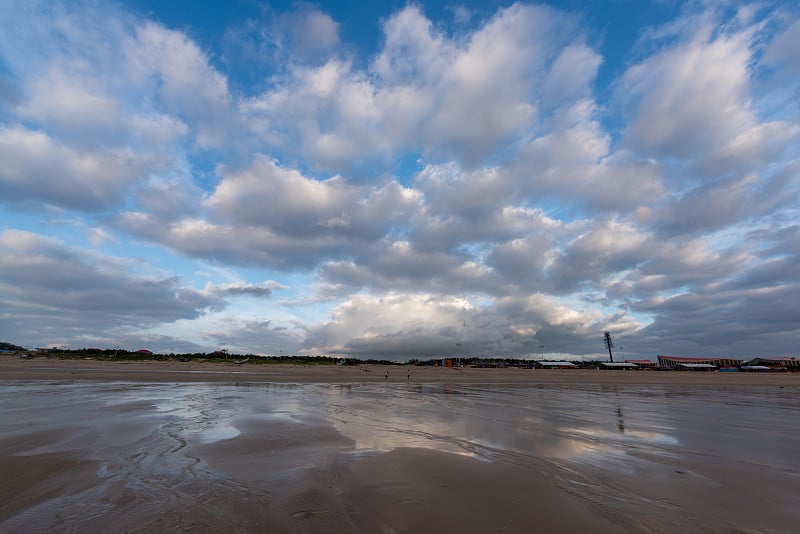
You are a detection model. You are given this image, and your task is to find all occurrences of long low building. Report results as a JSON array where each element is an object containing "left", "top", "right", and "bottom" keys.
[
  {"left": 675, "top": 363, "right": 718, "bottom": 371},
  {"left": 599, "top": 362, "right": 638, "bottom": 370},
  {"left": 534, "top": 361, "right": 577, "bottom": 369},
  {"left": 745, "top": 357, "right": 800, "bottom": 370},
  {"left": 657, "top": 355, "right": 743, "bottom": 369},
  {"left": 625, "top": 359, "right": 658, "bottom": 369}
]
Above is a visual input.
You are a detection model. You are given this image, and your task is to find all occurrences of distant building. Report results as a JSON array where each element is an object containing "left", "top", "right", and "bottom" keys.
[
  {"left": 657, "top": 355, "right": 743, "bottom": 369},
  {"left": 745, "top": 357, "right": 799, "bottom": 371},
  {"left": 599, "top": 362, "right": 638, "bottom": 370},
  {"left": 674, "top": 363, "right": 717, "bottom": 371},
  {"left": 135, "top": 349, "right": 153, "bottom": 355},
  {"left": 533, "top": 361, "right": 576, "bottom": 369},
  {"left": 625, "top": 359, "right": 657, "bottom": 369},
  {"left": 740, "top": 365, "right": 772, "bottom": 372}
]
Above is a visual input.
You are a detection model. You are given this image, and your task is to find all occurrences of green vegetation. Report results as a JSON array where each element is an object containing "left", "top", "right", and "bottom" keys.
[
  {"left": 7, "top": 345, "right": 348, "bottom": 365},
  {"left": 4, "top": 341, "right": 611, "bottom": 367}
]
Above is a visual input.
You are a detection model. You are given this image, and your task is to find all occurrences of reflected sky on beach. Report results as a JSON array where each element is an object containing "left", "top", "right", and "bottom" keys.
[
  {"left": 3, "top": 381, "right": 798, "bottom": 468},
  {"left": 2, "top": 381, "right": 800, "bottom": 533},
  {"left": 10, "top": 382, "right": 796, "bottom": 477},
  {"left": 1, "top": 381, "right": 798, "bottom": 487},
  {"left": 308, "top": 383, "right": 800, "bottom": 474}
]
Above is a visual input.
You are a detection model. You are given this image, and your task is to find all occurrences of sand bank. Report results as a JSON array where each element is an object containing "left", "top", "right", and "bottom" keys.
[{"left": 1, "top": 356, "right": 798, "bottom": 385}]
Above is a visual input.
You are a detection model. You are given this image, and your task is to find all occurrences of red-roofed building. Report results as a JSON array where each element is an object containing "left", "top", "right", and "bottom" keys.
[
  {"left": 135, "top": 349, "right": 153, "bottom": 355},
  {"left": 657, "top": 355, "right": 743, "bottom": 369}
]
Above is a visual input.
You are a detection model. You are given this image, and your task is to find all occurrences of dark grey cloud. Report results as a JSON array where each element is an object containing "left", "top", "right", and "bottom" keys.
[
  {"left": 0, "top": 230, "right": 220, "bottom": 346},
  {"left": 202, "top": 319, "right": 305, "bottom": 355},
  {"left": 116, "top": 212, "right": 362, "bottom": 271},
  {"left": 652, "top": 158, "right": 800, "bottom": 237},
  {"left": 763, "top": 18, "right": 800, "bottom": 80},
  {"left": 626, "top": 281, "right": 800, "bottom": 358},
  {"left": 749, "top": 224, "right": 800, "bottom": 258},
  {"left": 220, "top": 286, "right": 272, "bottom": 298},
  {"left": 316, "top": 240, "right": 506, "bottom": 298}
]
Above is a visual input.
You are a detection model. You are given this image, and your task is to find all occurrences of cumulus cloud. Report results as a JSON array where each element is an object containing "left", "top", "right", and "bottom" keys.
[
  {"left": 242, "top": 3, "right": 591, "bottom": 173},
  {"left": 0, "top": 1, "right": 234, "bottom": 214},
  {"left": 207, "top": 155, "right": 420, "bottom": 237},
  {"left": 302, "top": 292, "right": 640, "bottom": 359},
  {"left": 0, "top": 125, "right": 158, "bottom": 210},
  {"left": 1, "top": 1, "right": 797, "bottom": 360},
  {"left": 116, "top": 154, "right": 422, "bottom": 270},
  {"left": 125, "top": 21, "right": 237, "bottom": 147},
  {"left": 615, "top": 12, "right": 797, "bottom": 176}
]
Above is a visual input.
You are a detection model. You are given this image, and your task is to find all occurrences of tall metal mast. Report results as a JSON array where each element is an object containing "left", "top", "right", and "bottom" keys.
[{"left": 603, "top": 331, "right": 614, "bottom": 362}]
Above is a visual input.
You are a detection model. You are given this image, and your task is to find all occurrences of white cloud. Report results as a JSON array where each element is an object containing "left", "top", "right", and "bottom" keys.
[
  {"left": 541, "top": 45, "right": 602, "bottom": 110},
  {"left": 243, "top": 3, "right": 590, "bottom": 172},
  {"left": 115, "top": 155, "right": 423, "bottom": 270},
  {"left": 0, "top": 125, "right": 159, "bottom": 210},
  {"left": 125, "top": 22, "right": 236, "bottom": 147},
  {"left": 19, "top": 65, "right": 119, "bottom": 141},
  {"left": 0, "top": 3, "right": 225, "bottom": 214},
  {"left": 616, "top": 15, "right": 796, "bottom": 176}
]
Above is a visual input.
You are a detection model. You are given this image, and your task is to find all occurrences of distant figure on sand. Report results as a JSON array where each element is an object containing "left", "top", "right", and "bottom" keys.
[
  {"left": 407, "top": 370, "right": 410, "bottom": 381},
  {"left": 384, "top": 370, "right": 389, "bottom": 380}
]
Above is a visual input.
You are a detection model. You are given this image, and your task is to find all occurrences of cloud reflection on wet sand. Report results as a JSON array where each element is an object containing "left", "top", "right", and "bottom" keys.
[{"left": 1, "top": 382, "right": 798, "bottom": 532}]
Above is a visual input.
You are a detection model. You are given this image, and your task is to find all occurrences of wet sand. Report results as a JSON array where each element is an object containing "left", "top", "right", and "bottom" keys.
[{"left": 1, "top": 362, "right": 799, "bottom": 532}]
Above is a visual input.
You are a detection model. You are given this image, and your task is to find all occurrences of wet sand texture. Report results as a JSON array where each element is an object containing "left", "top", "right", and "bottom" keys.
[{"left": 1, "top": 381, "right": 798, "bottom": 533}]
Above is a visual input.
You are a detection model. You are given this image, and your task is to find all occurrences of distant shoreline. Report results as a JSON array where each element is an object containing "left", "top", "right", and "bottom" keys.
[{"left": 1, "top": 356, "right": 797, "bottom": 385}]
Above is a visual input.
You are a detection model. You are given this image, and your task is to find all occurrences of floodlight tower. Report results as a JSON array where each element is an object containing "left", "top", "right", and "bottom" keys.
[{"left": 604, "top": 331, "right": 615, "bottom": 362}]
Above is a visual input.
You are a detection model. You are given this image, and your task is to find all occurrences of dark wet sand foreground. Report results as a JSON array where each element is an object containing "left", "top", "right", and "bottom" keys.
[{"left": 1, "top": 375, "right": 799, "bottom": 532}]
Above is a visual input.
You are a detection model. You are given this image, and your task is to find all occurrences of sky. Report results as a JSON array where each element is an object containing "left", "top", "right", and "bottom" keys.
[{"left": 1, "top": 0, "right": 798, "bottom": 360}]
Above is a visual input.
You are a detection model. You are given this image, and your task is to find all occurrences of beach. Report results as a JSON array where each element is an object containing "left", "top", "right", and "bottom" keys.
[
  {"left": 1, "top": 355, "right": 798, "bottom": 385},
  {"left": 1, "top": 358, "right": 798, "bottom": 533}
]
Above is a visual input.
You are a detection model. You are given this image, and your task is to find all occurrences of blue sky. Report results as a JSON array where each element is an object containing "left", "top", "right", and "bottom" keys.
[{"left": 1, "top": 0, "right": 798, "bottom": 360}]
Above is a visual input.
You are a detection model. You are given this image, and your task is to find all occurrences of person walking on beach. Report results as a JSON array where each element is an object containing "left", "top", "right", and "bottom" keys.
[{"left": 384, "top": 370, "right": 389, "bottom": 380}]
